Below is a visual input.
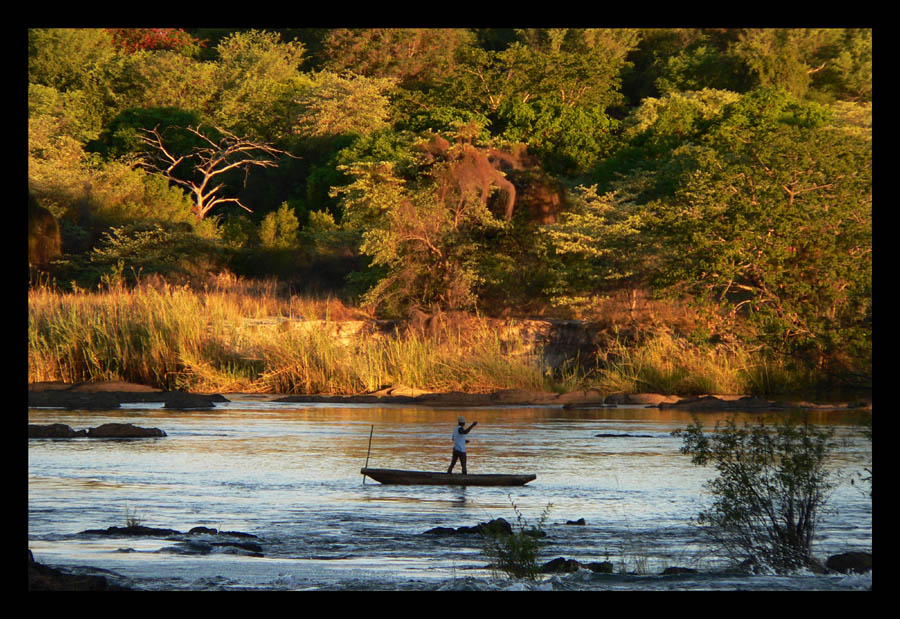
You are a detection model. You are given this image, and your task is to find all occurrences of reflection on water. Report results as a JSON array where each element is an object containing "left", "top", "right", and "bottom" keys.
[{"left": 28, "top": 402, "right": 872, "bottom": 590}]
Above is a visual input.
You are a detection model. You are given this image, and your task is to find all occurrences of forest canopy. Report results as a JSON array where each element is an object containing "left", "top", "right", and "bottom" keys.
[{"left": 28, "top": 28, "right": 872, "bottom": 382}]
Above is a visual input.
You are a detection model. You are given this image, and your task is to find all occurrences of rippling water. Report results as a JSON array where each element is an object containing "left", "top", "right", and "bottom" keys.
[{"left": 28, "top": 399, "right": 872, "bottom": 590}]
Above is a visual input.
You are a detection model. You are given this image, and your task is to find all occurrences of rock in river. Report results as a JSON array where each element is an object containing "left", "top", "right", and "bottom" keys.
[
  {"left": 29, "top": 423, "right": 166, "bottom": 438},
  {"left": 29, "top": 549, "right": 130, "bottom": 591},
  {"left": 825, "top": 551, "right": 872, "bottom": 574},
  {"left": 87, "top": 423, "right": 166, "bottom": 438},
  {"left": 28, "top": 423, "right": 87, "bottom": 438}
]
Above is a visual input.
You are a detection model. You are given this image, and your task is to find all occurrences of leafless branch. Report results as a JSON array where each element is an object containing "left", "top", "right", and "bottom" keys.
[{"left": 137, "top": 124, "right": 292, "bottom": 221}]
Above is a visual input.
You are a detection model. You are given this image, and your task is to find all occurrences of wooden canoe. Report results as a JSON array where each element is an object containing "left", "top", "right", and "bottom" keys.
[{"left": 361, "top": 468, "right": 536, "bottom": 486}]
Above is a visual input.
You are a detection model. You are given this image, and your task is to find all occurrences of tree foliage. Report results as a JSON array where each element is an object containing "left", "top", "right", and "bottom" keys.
[
  {"left": 27, "top": 28, "right": 873, "bottom": 382},
  {"left": 211, "top": 30, "right": 308, "bottom": 141},
  {"left": 332, "top": 133, "right": 518, "bottom": 315},
  {"left": 106, "top": 28, "right": 204, "bottom": 56},
  {"left": 319, "top": 28, "right": 473, "bottom": 88},
  {"left": 293, "top": 71, "right": 397, "bottom": 138},
  {"left": 259, "top": 202, "right": 301, "bottom": 249},
  {"left": 645, "top": 89, "right": 871, "bottom": 371},
  {"left": 542, "top": 186, "right": 646, "bottom": 313}
]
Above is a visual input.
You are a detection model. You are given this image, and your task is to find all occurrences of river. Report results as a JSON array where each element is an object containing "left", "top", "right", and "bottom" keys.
[{"left": 28, "top": 398, "right": 872, "bottom": 590}]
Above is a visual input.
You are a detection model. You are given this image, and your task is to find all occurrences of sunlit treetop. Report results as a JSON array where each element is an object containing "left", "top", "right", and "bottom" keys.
[{"left": 106, "top": 28, "right": 205, "bottom": 55}]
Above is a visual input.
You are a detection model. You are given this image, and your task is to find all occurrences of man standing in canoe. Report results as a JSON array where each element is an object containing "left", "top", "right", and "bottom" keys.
[{"left": 448, "top": 416, "right": 478, "bottom": 474}]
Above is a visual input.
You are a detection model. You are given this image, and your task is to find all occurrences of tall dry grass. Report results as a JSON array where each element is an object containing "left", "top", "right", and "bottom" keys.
[
  {"left": 587, "top": 331, "right": 803, "bottom": 397},
  {"left": 28, "top": 277, "right": 798, "bottom": 396},
  {"left": 28, "top": 279, "right": 554, "bottom": 394}
]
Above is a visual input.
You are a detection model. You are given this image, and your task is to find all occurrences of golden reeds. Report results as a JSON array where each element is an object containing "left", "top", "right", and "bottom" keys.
[{"left": 28, "top": 279, "right": 800, "bottom": 396}]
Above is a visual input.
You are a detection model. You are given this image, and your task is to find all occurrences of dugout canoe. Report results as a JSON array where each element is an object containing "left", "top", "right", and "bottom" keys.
[{"left": 361, "top": 468, "right": 536, "bottom": 486}]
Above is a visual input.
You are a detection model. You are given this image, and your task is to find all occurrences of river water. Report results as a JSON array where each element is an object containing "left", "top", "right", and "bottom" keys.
[{"left": 28, "top": 398, "right": 872, "bottom": 591}]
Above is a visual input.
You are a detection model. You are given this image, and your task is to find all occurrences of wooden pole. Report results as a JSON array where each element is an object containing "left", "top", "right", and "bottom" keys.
[{"left": 363, "top": 424, "right": 374, "bottom": 484}]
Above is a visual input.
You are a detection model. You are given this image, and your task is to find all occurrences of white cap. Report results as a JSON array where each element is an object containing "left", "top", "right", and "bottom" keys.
[{"left": 458, "top": 416, "right": 466, "bottom": 424}]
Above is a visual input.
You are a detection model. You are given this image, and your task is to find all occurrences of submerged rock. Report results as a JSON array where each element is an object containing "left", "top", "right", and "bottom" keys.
[
  {"left": 160, "top": 539, "right": 264, "bottom": 557},
  {"left": 424, "top": 518, "right": 514, "bottom": 536},
  {"left": 79, "top": 524, "right": 265, "bottom": 556},
  {"left": 188, "top": 526, "right": 258, "bottom": 539},
  {"left": 661, "top": 566, "right": 698, "bottom": 575}
]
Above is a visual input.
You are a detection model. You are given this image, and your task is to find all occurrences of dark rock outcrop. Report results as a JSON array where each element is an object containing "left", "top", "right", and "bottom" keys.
[
  {"left": 87, "top": 423, "right": 167, "bottom": 438},
  {"left": 28, "top": 549, "right": 130, "bottom": 591},
  {"left": 28, "top": 390, "right": 123, "bottom": 410},
  {"left": 161, "top": 392, "right": 225, "bottom": 409},
  {"left": 539, "top": 557, "right": 614, "bottom": 574},
  {"left": 188, "top": 526, "right": 258, "bottom": 539},
  {"left": 81, "top": 525, "right": 182, "bottom": 537},
  {"left": 661, "top": 566, "right": 698, "bottom": 575},
  {"left": 424, "top": 518, "right": 514, "bottom": 537},
  {"left": 28, "top": 381, "right": 227, "bottom": 410},
  {"left": 540, "top": 557, "right": 583, "bottom": 573},
  {"left": 826, "top": 551, "right": 872, "bottom": 574},
  {"left": 586, "top": 561, "right": 614, "bottom": 573},
  {"left": 658, "top": 394, "right": 873, "bottom": 411},
  {"left": 29, "top": 423, "right": 166, "bottom": 439},
  {"left": 28, "top": 423, "right": 87, "bottom": 438},
  {"left": 79, "top": 524, "right": 263, "bottom": 556},
  {"left": 160, "top": 540, "right": 264, "bottom": 557}
]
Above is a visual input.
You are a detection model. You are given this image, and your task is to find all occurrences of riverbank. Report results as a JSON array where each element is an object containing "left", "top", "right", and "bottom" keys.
[
  {"left": 28, "top": 380, "right": 872, "bottom": 411},
  {"left": 30, "top": 282, "right": 872, "bottom": 399}
]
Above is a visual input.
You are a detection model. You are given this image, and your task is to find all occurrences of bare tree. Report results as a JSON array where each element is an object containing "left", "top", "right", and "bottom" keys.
[{"left": 138, "top": 124, "right": 291, "bottom": 221}]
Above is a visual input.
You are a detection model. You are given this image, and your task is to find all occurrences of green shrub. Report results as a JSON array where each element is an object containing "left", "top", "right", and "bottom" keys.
[
  {"left": 482, "top": 498, "right": 552, "bottom": 580},
  {"left": 673, "top": 413, "right": 837, "bottom": 573}
]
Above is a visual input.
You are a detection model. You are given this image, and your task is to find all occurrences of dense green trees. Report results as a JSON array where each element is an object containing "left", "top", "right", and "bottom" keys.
[
  {"left": 28, "top": 27, "right": 872, "bottom": 384},
  {"left": 646, "top": 91, "right": 871, "bottom": 371}
]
